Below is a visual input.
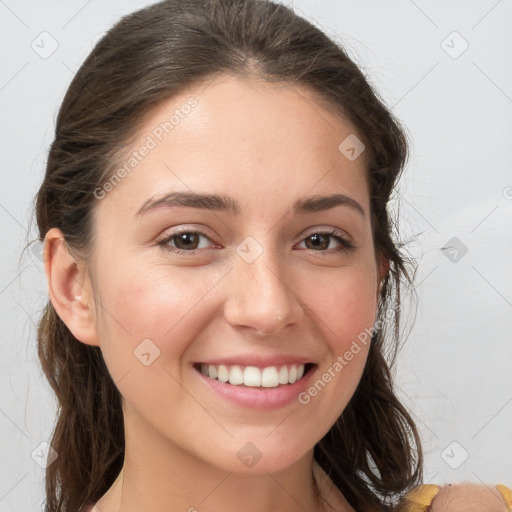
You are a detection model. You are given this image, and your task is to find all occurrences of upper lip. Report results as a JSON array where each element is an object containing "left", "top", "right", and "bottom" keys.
[{"left": 195, "top": 355, "right": 314, "bottom": 368}]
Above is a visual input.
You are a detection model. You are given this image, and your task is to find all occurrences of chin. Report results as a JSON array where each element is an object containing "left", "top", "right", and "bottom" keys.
[{"left": 200, "top": 437, "right": 312, "bottom": 476}]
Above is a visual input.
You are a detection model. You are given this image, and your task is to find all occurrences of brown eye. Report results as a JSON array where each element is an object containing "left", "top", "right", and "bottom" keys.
[
  {"left": 157, "top": 229, "right": 215, "bottom": 254},
  {"left": 173, "top": 232, "right": 201, "bottom": 251},
  {"left": 298, "top": 230, "right": 355, "bottom": 253}
]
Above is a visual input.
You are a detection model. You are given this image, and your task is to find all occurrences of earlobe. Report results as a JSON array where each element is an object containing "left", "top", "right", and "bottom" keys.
[{"left": 43, "top": 227, "right": 100, "bottom": 347}]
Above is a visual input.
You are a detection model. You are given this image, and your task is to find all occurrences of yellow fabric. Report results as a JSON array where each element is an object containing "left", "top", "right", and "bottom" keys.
[
  {"left": 497, "top": 484, "right": 512, "bottom": 511},
  {"left": 400, "top": 484, "right": 440, "bottom": 511},
  {"left": 400, "top": 483, "right": 512, "bottom": 511}
]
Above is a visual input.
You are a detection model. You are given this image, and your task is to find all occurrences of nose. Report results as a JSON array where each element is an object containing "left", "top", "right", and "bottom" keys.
[{"left": 223, "top": 244, "right": 304, "bottom": 336}]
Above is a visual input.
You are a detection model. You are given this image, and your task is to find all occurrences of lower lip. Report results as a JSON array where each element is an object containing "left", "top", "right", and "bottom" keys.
[{"left": 192, "top": 364, "right": 317, "bottom": 411}]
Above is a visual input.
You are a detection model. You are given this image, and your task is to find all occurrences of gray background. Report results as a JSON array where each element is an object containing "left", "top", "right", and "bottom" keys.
[{"left": 1, "top": 0, "right": 511, "bottom": 510}]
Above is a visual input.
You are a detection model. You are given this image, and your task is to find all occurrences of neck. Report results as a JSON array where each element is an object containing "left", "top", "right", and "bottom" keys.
[{"left": 93, "top": 410, "right": 353, "bottom": 512}]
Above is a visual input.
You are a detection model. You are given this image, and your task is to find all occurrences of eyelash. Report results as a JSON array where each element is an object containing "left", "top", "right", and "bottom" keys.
[{"left": 156, "top": 228, "right": 356, "bottom": 255}]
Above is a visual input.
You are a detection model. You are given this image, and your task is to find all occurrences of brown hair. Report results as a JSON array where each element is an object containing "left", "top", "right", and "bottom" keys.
[{"left": 34, "top": 0, "right": 422, "bottom": 510}]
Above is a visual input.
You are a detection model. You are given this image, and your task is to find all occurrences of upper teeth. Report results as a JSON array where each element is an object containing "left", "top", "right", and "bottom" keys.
[{"left": 199, "top": 363, "right": 306, "bottom": 387}]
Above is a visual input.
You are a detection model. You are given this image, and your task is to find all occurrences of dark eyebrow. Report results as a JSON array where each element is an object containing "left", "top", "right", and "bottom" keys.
[
  {"left": 292, "top": 194, "right": 365, "bottom": 218},
  {"left": 136, "top": 191, "right": 365, "bottom": 219},
  {"left": 136, "top": 192, "right": 242, "bottom": 216}
]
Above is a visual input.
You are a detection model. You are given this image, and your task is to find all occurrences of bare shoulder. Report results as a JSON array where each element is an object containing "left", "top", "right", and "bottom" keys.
[
  {"left": 399, "top": 483, "right": 512, "bottom": 511},
  {"left": 430, "top": 483, "right": 510, "bottom": 511}
]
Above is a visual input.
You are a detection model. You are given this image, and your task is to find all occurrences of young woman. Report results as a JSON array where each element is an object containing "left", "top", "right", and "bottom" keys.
[{"left": 34, "top": 1, "right": 511, "bottom": 511}]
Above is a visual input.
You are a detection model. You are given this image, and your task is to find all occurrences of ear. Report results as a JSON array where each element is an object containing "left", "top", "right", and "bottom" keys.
[{"left": 43, "top": 227, "right": 100, "bottom": 347}]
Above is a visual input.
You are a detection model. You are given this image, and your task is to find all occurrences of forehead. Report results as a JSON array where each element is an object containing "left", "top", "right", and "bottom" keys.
[{"left": 101, "top": 74, "right": 370, "bottom": 217}]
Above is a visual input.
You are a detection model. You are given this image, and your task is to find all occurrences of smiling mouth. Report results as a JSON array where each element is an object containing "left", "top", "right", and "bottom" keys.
[{"left": 193, "top": 362, "right": 316, "bottom": 388}]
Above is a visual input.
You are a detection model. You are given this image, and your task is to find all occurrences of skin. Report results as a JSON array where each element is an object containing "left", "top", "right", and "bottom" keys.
[
  {"left": 430, "top": 483, "right": 509, "bottom": 512},
  {"left": 44, "top": 74, "right": 389, "bottom": 512}
]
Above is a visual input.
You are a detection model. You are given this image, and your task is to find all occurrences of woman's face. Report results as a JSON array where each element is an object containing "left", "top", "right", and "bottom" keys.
[{"left": 82, "top": 74, "right": 385, "bottom": 474}]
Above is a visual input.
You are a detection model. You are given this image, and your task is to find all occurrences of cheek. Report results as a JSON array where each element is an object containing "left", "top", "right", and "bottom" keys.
[
  {"left": 296, "top": 266, "right": 376, "bottom": 415},
  {"left": 91, "top": 263, "right": 215, "bottom": 420},
  {"left": 303, "top": 264, "right": 378, "bottom": 350},
  {"left": 92, "top": 262, "right": 222, "bottom": 375}
]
